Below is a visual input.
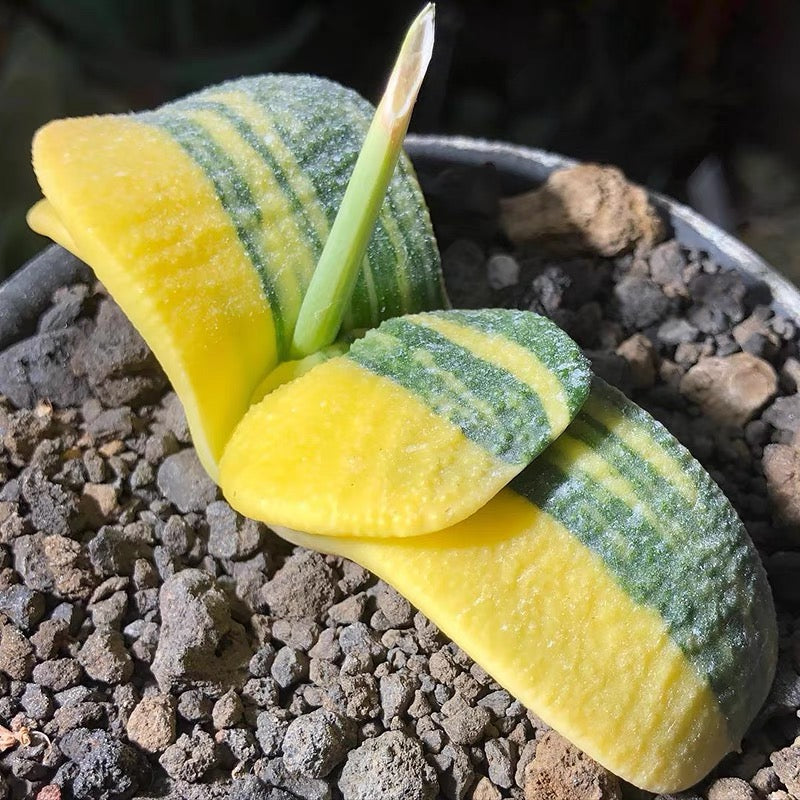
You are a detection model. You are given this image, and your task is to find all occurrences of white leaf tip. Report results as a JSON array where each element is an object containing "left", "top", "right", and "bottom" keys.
[{"left": 383, "top": 3, "right": 436, "bottom": 124}]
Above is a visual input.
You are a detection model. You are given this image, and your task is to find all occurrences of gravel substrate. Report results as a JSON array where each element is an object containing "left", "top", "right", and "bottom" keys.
[{"left": 1, "top": 162, "right": 800, "bottom": 800}]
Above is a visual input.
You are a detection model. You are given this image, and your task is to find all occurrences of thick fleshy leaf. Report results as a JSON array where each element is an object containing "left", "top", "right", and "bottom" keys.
[
  {"left": 272, "top": 379, "right": 776, "bottom": 792},
  {"left": 28, "top": 75, "right": 445, "bottom": 477},
  {"left": 219, "top": 309, "right": 591, "bottom": 537}
]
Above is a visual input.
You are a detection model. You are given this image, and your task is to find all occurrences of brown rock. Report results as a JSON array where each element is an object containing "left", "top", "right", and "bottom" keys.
[
  {"left": 35, "top": 787, "right": 61, "bottom": 800},
  {"left": 659, "top": 359, "right": 684, "bottom": 389},
  {"left": 616, "top": 334, "right": 659, "bottom": 389},
  {"left": 0, "top": 623, "right": 35, "bottom": 680},
  {"left": 261, "top": 551, "right": 338, "bottom": 620},
  {"left": 441, "top": 706, "right": 491, "bottom": 746},
  {"left": 706, "top": 776, "right": 759, "bottom": 800},
  {"left": 472, "top": 776, "right": 502, "bottom": 800},
  {"left": 751, "top": 766, "right": 781, "bottom": 796},
  {"left": 763, "top": 443, "right": 800, "bottom": 527},
  {"left": 771, "top": 746, "right": 800, "bottom": 796},
  {"left": 40, "top": 536, "right": 96, "bottom": 600},
  {"left": 80, "top": 483, "right": 119, "bottom": 525},
  {"left": 51, "top": 701, "right": 104, "bottom": 735},
  {"left": 77, "top": 626, "right": 133, "bottom": 684},
  {"left": 30, "top": 619, "right": 68, "bottom": 660},
  {"left": 211, "top": 689, "right": 243, "bottom": 730},
  {"left": 32, "top": 658, "right": 82, "bottom": 690},
  {"left": 11, "top": 533, "right": 96, "bottom": 602},
  {"left": 680, "top": 353, "right": 777, "bottom": 427},
  {"left": 500, "top": 164, "right": 663, "bottom": 257},
  {"left": 733, "top": 315, "right": 780, "bottom": 357},
  {"left": 98, "top": 440, "right": 124, "bottom": 457},
  {"left": 675, "top": 341, "right": 713, "bottom": 368},
  {"left": 127, "top": 694, "right": 176, "bottom": 753},
  {"left": 523, "top": 731, "right": 621, "bottom": 800},
  {"left": 151, "top": 570, "right": 251, "bottom": 693},
  {"left": 649, "top": 240, "right": 689, "bottom": 297}
]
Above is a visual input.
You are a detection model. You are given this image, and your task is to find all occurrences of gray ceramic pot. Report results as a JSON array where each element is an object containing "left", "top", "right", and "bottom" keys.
[{"left": 2, "top": 134, "right": 798, "bottom": 348}]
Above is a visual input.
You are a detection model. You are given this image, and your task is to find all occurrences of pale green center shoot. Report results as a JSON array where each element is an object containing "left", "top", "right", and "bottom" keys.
[{"left": 290, "top": 3, "right": 435, "bottom": 358}]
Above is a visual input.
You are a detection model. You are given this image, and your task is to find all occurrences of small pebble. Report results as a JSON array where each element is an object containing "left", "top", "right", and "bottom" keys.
[
  {"left": 472, "top": 776, "right": 502, "bottom": 800},
  {"left": 523, "top": 731, "right": 620, "bottom": 800},
  {"left": 771, "top": 746, "right": 800, "bottom": 796},
  {"left": 616, "top": 333, "right": 658, "bottom": 388},
  {"left": 707, "top": 777, "right": 759, "bottom": 800},
  {"left": 764, "top": 443, "right": 800, "bottom": 527},
  {"left": 272, "top": 646, "right": 309, "bottom": 689},
  {"left": 21, "top": 683, "right": 53, "bottom": 719},
  {"left": 763, "top": 394, "right": 800, "bottom": 436},
  {"left": 255, "top": 709, "right": 290, "bottom": 758},
  {"left": 432, "top": 742, "right": 474, "bottom": 800},
  {"left": 177, "top": 690, "right": 213, "bottom": 723},
  {"left": 486, "top": 253, "right": 520, "bottom": 290},
  {"left": 60, "top": 727, "right": 149, "bottom": 799},
  {"left": 485, "top": 737, "right": 517, "bottom": 788},
  {"left": 442, "top": 706, "right": 492, "bottom": 746},
  {"left": 380, "top": 671, "right": 417, "bottom": 723},
  {"left": 614, "top": 275, "right": 671, "bottom": 329},
  {"left": 283, "top": 709, "right": 356, "bottom": 778},
  {"left": 159, "top": 728, "right": 218, "bottom": 782},
  {"left": 126, "top": 694, "right": 176, "bottom": 753},
  {"left": 206, "top": 500, "right": 262, "bottom": 561},
  {"left": 681, "top": 353, "right": 777, "bottom": 426},
  {"left": 32, "top": 658, "right": 82, "bottom": 691},
  {"left": 0, "top": 585, "right": 45, "bottom": 630},
  {"left": 212, "top": 689, "right": 244, "bottom": 729},
  {"left": 0, "top": 624, "right": 35, "bottom": 680},
  {"left": 156, "top": 449, "right": 217, "bottom": 513},
  {"left": 262, "top": 550, "right": 339, "bottom": 620},
  {"left": 77, "top": 626, "right": 133, "bottom": 684},
  {"left": 339, "top": 730, "right": 439, "bottom": 800}
]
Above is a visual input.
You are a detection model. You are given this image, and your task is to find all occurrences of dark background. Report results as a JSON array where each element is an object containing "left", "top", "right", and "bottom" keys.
[{"left": 2, "top": 0, "right": 799, "bottom": 283}]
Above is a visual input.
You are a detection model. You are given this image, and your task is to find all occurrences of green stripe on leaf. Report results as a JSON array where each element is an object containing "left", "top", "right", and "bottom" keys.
[
  {"left": 150, "top": 114, "right": 288, "bottom": 354},
  {"left": 348, "top": 315, "right": 557, "bottom": 464},
  {"left": 184, "top": 99, "right": 326, "bottom": 258},
  {"left": 429, "top": 309, "right": 591, "bottom": 414},
  {"left": 510, "top": 379, "right": 776, "bottom": 735}
]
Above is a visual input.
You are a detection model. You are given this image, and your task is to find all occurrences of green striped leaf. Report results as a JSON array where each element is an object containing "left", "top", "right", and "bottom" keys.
[
  {"left": 347, "top": 310, "right": 591, "bottom": 464},
  {"left": 145, "top": 75, "right": 447, "bottom": 355},
  {"left": 269, "top": 377, "right": 777, "bottom": 790},
  {"left": 219, "top": 308, "right": 592, "bottom": 537},
  {"left": 511, "top": 378, "right": 777, "bottom": 737}
]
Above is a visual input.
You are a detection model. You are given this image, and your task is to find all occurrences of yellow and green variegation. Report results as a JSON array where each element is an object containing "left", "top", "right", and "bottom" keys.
[
  {"left": 274, "top": 379, "right": 777, "bottom": 793},
  {"left": 26, "top": 9, "right": 778, "bottom": 794},
  {"left": 28, "top": 74, "right": 446, "bottom": 478},
  {"left": 220, "top": 308, "right": 591, "bottom": 537}
]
